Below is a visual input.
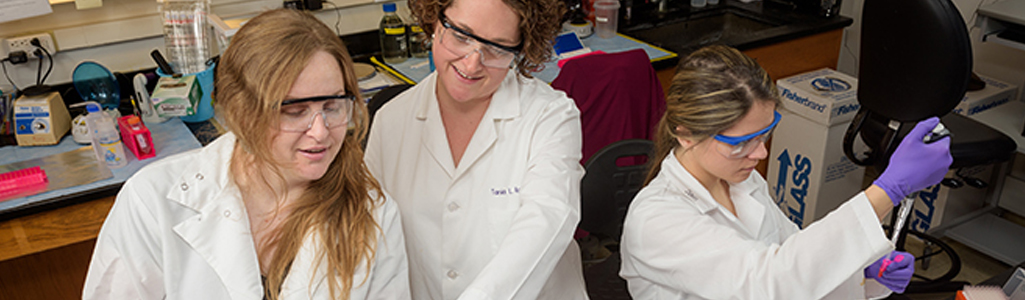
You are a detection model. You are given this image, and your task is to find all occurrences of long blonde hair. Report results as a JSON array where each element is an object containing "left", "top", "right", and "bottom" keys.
[
  {"left": 215, "top": 9, "right": 381, "bottom": 299},
  {"left": 645, "top": 45, "right": 781, "bottom": 184}
]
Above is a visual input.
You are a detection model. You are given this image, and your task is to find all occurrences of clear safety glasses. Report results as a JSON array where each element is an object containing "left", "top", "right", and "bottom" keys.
[
  {"left": 713, "top": 111, "right": 781, "bottom": 159},
  {"left": 437, "top": 13, "right": 522, "bottom": 69},
  {"left": 278, "top": 94, "right": 355, "bottom": 132}
]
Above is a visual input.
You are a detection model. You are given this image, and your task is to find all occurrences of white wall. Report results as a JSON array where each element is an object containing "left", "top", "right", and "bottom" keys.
[
  {"left": 837, "top": 0, "right": 1025, "bottom": 102},
  {"left": 0, "top": 0, "right": 410, "bottom": 94}
]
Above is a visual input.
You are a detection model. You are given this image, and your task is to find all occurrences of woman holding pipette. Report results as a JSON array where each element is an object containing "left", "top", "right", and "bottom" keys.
[{"left": 619, "top": 45, "right": 952, "bottom": 299}]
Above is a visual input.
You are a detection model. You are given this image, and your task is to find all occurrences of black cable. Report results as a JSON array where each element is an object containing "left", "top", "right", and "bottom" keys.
[
  {"left": 35, "top": 50, "right": 43, "bottom": 86},
  {"left": 39, "top": 47, "right": 53, "bottom": 85},
  {"left": 323, "top": 1, "right": 342, "bottom": 35},
  {"left": 0, "top": 59, "right": 18, "bottom": 93}
]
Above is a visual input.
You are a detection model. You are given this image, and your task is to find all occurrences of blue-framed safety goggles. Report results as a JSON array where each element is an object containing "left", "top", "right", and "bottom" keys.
[{"left": 712, "top": 110, "right": 782, "bottom": 158}]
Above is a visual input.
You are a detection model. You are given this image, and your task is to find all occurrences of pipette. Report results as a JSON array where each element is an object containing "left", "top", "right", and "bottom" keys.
[{"left": 878, "top": 122, "right": 950, "bottom": 277}]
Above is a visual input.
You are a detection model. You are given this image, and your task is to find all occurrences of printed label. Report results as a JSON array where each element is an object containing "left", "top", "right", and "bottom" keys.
[
  {"left": 909, "top": 184, "right": 941, "bottom": 232},
  {"left": 774, "top": 149, "right": 812, "bottom": 227},
  {"left": 384, "top": 27, "right": 406, "bottom": 35}
]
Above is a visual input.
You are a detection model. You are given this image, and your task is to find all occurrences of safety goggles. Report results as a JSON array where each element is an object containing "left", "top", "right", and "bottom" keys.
[
  {"left": 278, "top": 94, "right": 355, "bottom": 132},
  {"left": 713, "top": 111, "right": 781, "bottom": 159},
  {"left": 437, "top": 13, "right": 522, "bottom": 69}
]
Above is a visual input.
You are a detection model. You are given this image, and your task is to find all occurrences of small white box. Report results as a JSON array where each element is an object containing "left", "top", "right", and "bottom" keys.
[
  {"left": 768, "top": 109, "right": 867, "bottom": 228},
  {"left": 952, "top": 75, "right": 1018, "bottom": 116},
  {"left": 776, "top": 68, "right": 860, "bottom": 126}
]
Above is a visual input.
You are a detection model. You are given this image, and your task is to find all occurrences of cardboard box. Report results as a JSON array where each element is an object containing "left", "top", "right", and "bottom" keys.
[
  {"left": 768, "top": 109, "right": 867, "bottom": 228},
  {"left": 151, "top": 75, "right": 202, "bottom": 118},
  {"left": 776, "top": 68, "right": 860, "bottom": 126},
  {"left": 13, "top": 92, "right": 71, "bottom": 146},
  {"left": 952, "top": 75, "right": 1018, "bottom": 116},
  {"left": 903, "top": 166, "right": 993, "bottom": 233}
]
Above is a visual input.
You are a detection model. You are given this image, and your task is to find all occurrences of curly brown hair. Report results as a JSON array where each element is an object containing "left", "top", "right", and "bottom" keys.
[{"left": 408, "top": 0, "right": 565, "bottom": 77}]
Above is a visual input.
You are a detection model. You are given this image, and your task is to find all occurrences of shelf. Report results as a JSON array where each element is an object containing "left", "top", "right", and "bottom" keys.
[{"left": 946, "top": 213, "right": 1025, "bottom": 265}]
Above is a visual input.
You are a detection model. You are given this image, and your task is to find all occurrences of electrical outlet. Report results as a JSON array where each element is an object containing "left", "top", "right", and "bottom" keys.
[{"left": 4, "top": 32, "right": 57, "bottom": 58}]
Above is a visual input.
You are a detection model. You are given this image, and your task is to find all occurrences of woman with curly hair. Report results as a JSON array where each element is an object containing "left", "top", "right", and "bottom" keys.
[
  {"left": 363, "top": 0, "right": 588, "bottom": 299},
  {"left": 83, "top": 9, "right": 410, "bottom": 300}
]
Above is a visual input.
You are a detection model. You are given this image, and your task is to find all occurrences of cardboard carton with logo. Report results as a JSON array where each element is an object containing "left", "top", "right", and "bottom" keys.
[
  {"left": 768, "top": 68, "right": 866, "bottom": 227},
  {"left": 952, "top": 75, "right": 1018, "bottom": 116}
]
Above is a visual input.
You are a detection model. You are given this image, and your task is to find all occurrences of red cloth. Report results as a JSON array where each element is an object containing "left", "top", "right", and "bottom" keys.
[{"left": 551, "top": 49, "right": 666, "bottom": 165}]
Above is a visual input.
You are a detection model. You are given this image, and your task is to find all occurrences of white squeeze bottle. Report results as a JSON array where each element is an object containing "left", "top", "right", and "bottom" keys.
[{"left": 84, "top": 101, "right": 128, "bottom": 168}]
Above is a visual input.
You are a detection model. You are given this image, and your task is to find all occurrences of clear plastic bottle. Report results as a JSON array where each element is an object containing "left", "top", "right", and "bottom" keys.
[
  {"left": 379, "top": 3, "right": 409, "bottom": 64},
  {"left": 84, "top": 102, "right": 127, "bottom": 169},
  {"left": 160, "top": 0, "right": 211, "bottom": 75}
]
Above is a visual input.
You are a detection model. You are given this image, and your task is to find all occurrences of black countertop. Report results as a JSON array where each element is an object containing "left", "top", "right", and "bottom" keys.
[{"left": 618, "top": 0, "right": 853, "bottom": 68}]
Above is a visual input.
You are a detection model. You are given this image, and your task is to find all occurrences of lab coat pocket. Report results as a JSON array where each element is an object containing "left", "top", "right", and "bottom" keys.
[{"left": 486, "top": 186, "right": 522, "bottom": 250}]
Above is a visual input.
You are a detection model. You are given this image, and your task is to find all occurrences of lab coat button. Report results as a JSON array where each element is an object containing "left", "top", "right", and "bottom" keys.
[
  {"left": 447, "top": 202, "right": 460, "bottom": 212},
  {"left": 195, "top": 173, "right": 204, "bottom": 180},
  {"left": 180, "top": 183, "right": 189, "bottom": 191},
  {"left": 223, "top": 210, "right": 231, "bottom": 217},
  {"left": 447, "top": 270, "right": 458, "bottom": 279}
]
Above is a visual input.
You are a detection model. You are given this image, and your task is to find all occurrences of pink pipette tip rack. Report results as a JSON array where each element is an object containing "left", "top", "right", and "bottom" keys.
[{"left": 0, "top": 166, "right": 49, "bottom": 201}]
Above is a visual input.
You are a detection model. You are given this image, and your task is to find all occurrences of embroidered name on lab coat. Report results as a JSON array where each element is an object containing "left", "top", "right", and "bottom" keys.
[
  {"left": 490, "top": 187, "right": 520, "bottom": 196},
  {"left": 683, "top": 189, "right": 698, "bottom": 201}
]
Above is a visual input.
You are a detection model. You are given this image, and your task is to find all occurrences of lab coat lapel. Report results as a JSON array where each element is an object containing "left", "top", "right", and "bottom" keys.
[
  {"left": 663, "top": 151, "right": 759, "bottom": 238},
  {"left": 168, "top": 134, "right": 263, "bottom": 299},
  {"left": 418, "top": 78, "right": 456, "bottom": 178},
  {"left": 730, "top": 178, "right": 767, "bottom": 238},
  {"left": 452, "top": 70, "right": 519, "bottom": 179}
]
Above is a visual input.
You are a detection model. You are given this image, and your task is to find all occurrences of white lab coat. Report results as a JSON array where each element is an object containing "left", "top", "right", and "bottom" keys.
[
  {"left": 364, "top": 70, "right": 589, "bottom": 300},
  {"left": 620, "top": 150, "right": 893, "bottom": 300},
  {"left": 82, "top": 132, "right": 411, "bottom": 300}
]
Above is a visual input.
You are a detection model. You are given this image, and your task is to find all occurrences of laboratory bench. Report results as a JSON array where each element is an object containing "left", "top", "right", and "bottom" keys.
[{"left": 0, "top": 7, "right": 852, "bottom": 297}]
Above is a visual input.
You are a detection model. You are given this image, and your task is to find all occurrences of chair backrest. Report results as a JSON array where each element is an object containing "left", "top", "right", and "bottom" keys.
[
  {"left": 858, "top": 0, "right": 971, "bottom": 122},
  {"left": 579, "top": 139, "right": 655, "bottom": 240},
  {"left": 368, "top": 84, "right": 413, "bottom": 120},
  {"left": 551, "top": 49, "right": 665, "bottom": 164},
  {"left": 845, "top": 0, "right": 972, "bottom": 168}
]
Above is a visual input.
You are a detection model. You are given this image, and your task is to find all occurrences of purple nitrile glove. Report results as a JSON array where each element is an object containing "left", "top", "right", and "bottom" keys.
[
  {"left": 864, "top": 251, "right": 915, "bottom": 293},
  {"left": 873, "top": 117, "right": 952, "bottom": 205}
]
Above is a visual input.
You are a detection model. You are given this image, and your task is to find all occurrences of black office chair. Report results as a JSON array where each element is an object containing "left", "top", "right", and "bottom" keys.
[
  {"left": 367, "top": 84, "right": 413, "bottom": 121},
  {"left": 579, "top": 139, "right": 654, "bottom": 300},
  {"left": 363, "top": 83, "right": 413, "bottom": 138},
  {"left": 843, "top": 0, "right": 1017, "bottom": 293},
  {"left": 580, "top": 139, "right": 655, "bottom": 240}
]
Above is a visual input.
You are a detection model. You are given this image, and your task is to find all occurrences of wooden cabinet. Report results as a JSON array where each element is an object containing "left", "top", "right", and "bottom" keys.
[{"left": 655, "top": 29, "right": 845, "bottom": 176}]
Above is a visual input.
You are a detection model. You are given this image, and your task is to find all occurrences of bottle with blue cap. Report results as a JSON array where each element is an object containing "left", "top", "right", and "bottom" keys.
[
  {"left": 380, "top": 2, "right": 409, "bottom": 64},
  {"left": 83, "top": 101, "right": 127, "bottom": 168}
]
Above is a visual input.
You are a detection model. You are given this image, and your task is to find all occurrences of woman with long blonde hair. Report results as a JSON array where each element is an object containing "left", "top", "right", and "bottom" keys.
[{"left": 83, "top": 9, "right": 409, "bottom": 300}]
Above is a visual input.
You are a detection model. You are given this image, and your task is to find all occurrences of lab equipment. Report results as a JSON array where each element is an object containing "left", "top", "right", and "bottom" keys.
[
  {"left": 13, "top": 92, "right": 71, "bottom": 146},
  {"left": 72, "top": 61, "right": 121, "bottom": 111},
  {"left": 153, "top": 68, "right": 210, "bottom": 122},
  {"left": 690, "top": 0, "right": 707, "bottom": 8},
  {"left": 160, "top": 0, "right": 212, "bottom": 75},
  {"left": 150, "top": 49, "right": 177, "bottom": 76},
  {"left": 864, "top": 251, "right": 914, "bottom": 293},
  {"left": 593, "top": 0, "right": 620, "bottom": 39},
  {"left": 872, "top": 118, "right": 951, "bottom": 206},
  {"left": 78, "top": 101, "right": 128, "bottom": 169},
  {"left": 409, "top": 25, "right": 430, "bottom": 58},
  {"left": 0, "top": 166, "right": 47, "bottom": 201},
  {"left": 134, "top": 73, "right": 170, "bottom": 124},
  {"left": 118, "top": 115, "right": 155, "bottom": 160},
  {"left": 379, "top": 3, "right": 408, "bottom": 64},
  {"left": 877, "top": 121, "right": 950, "bottom": 275}
]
